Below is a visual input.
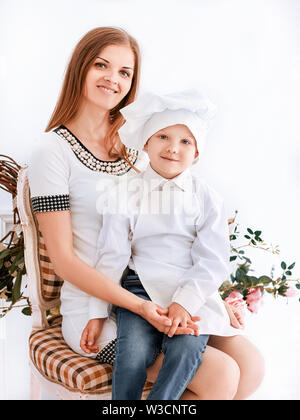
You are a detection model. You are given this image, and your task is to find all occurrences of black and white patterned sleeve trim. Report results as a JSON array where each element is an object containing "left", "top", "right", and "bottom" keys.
[
  {"left": 31, "top": 194, "right": 70, "bottom": 213},
  {"left": 95, "top": 338, "right": 116, "bottom": 366}
]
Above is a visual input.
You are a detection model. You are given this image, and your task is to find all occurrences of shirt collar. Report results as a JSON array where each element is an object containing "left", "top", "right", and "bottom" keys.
[{"left": 142, "top": 164, "right": 192, "bottom": 192}]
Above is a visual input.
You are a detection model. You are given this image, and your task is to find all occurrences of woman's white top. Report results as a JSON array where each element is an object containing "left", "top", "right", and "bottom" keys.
[
  {"left": 93, "top": 164, "right": 241, "bottom": 337},
  {"left": 28, "top": 126, "right": 147, "bottom": 319}
]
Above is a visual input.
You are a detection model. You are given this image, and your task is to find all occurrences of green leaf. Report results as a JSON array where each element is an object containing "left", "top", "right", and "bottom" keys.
[
  {"left": 235, "top": 268, "right": 246, "bottom": 280},
  {"left": 220, "top": 289, "right": 234, "bottom": 300},
  {"left": 295, "top": 284, "right": 300, "bottom": 290},
  {"left": 0, "top": 247, "right": 21, "bottom": 259},
  {"left": 239, "top": 264, "right": 250, "bottom": 274},
  {"left": 251, "top": 239, "right": 256, "bottom": 245},
  {"left": 21, "top": 307, "right": 31, "bottom": 316},
  {"left": 0, "top": 249, "right": 12, "bottom": 259},
  {"left": 230, "top": 274, "right": 236, "bottom": 282},
  {"left": 219, "top": 281, "right": 232, "bottom": 289},
  {"left": 238, "top": 250, "right": 245, "bottom": 254},
  {"left": 247, "top": 276, "right": 258, "bottom": 287},
  {"left": 244, "top": 235, "right": 251, "bottom": 240},
  {"left": 281, "top": 261, "right": 287, "bottom": 270},
  {"left": 11, "top": 270, "right": 23, "bottom": 304},
  {"left": 288, "top": 262, "right": 296, "bottom": 270},
  {"left": 254, "top": 230, "right": 262, "bottom": 236},
  {"left": 258, "top": 275, "right": 272, "bottom": 285},
  {"left": 242, "top": 256, "right": 252, "bottom": 264},
  {"left": 285, "top": 270, "right": 292, "bottom": 276},
  {"left": 230, "top": 256, "right": 237, "bottom": 262},
  {"left": 8, "top": 256, "right": 23, "bottom": 274},
  {"left": 247, "top": 228, "right": 254, "bottom": 234}
]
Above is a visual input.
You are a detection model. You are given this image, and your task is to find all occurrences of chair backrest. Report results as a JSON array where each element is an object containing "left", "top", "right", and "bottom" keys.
[{"left": 17, "top": 166, "right": 63, "bottom": 330}]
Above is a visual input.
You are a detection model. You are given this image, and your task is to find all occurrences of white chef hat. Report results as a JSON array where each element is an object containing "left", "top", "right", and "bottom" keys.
[{"left": 118, "top": 90, "right": 216, "bottom": 163}]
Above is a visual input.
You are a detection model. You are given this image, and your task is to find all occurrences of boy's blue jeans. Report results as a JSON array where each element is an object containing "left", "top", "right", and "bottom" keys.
[{"left": 112, "top": 270, "right": 209, "bottom": 400}]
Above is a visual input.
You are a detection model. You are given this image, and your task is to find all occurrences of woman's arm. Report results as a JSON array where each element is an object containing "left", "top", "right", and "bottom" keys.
[
  {"left": 89, "top": 213, "right": 134, "bottom": 320},
  {"left": 35, "top": 210, "right": 171, "bottom": 329}
]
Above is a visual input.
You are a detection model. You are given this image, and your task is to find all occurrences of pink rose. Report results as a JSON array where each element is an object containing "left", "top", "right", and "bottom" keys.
[
  {"left": 246, "top": 287, "right": 262, "bottom": 301},
  {"left": 246, "top": 288, "right": 263, "bottom": 313},
  {"left": 284, "top": 285, "right": 299, "bottom": 298}
]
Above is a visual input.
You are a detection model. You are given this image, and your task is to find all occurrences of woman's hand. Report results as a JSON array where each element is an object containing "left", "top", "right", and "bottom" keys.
[
  {"left": 80, "top": 318, "right": 106, "bottom": 354},
  {"left": 224, "top": 301, "right": 245, "bottom": 329},
  {"left": 138, "top": 300, "right": 172, "bottom": 332},
  {"left": 139, "top": 300, "right": 200, "bottom": 336}
]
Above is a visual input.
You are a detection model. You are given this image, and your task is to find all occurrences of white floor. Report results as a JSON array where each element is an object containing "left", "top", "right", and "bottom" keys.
[{"left": 1, "top": 294, "right": 300, "bottom": 400}]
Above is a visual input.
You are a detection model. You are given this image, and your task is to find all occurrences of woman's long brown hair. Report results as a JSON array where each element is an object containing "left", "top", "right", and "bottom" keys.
[{"left": 45, "top": 27, "right": 141, "bottom": 163}]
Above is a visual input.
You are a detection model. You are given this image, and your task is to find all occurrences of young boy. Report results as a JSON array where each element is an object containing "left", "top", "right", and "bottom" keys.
[{"left": 82, "top": 91, "right": 240, "bottom": 400}]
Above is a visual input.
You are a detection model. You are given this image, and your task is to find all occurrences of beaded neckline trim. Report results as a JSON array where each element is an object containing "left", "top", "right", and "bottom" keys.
[{"left": 54, "top": 125, "right": 138, "bottom": 176}]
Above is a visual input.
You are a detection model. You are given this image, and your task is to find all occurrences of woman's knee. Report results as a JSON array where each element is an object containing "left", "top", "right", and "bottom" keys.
[
  {"left": 207, "top": 353, "right": 240, "bottom": 400},
  {"left": 194, "top": 350, "right": 241, "bottom": 400},
  {"left": 221, "top": 356, "right": 241, "bottom": 399},
  {"left": 208, "top": 335, "right": 265, "bottom": 399},
  {"left": 235, "top": 344, "right": 265, "bottom": 399}
]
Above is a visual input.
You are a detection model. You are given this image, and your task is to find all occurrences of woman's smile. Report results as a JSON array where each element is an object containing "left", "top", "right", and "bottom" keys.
[{"left": 96, "top": 85, "right": 118, "bottom": 94}]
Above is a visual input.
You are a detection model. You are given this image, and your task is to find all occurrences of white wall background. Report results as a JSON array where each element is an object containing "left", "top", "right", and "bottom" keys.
[{"left": 0, "top": 0, "right": 300, "bottom": 400}]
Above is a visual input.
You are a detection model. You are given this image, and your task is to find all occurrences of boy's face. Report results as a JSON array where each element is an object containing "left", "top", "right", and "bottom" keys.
[{"left": 144, "top": 124, "right": 199, "bottom": 179}]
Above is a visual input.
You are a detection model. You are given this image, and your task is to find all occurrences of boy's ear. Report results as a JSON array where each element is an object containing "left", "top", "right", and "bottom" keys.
[
  {"left": 194, "top": 149, "right": 199, "bottom": 159},
  {"left": 143, "top": 140, "right": 149, "bottom": 151}
]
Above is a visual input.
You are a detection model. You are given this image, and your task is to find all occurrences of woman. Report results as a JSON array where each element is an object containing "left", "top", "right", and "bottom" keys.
[{"left": 28, "top": 27, "right": 264, "bottom": 400}]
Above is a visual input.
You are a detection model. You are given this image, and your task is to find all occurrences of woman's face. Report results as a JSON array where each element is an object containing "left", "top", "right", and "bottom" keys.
[
  {"left": 144, "top": 124, "right": 199, "bottom": 179},
  {"left": 83, "top": 44, "right": 135, "bottom": 112}
]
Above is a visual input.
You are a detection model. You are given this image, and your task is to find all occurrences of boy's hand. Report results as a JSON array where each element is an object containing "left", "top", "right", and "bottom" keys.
[
  {"left": 165, "top": 302, "right": 201, "bottom": 338},
  {"left": 80, "top": 318, "right": 106, "bottom": 354}
]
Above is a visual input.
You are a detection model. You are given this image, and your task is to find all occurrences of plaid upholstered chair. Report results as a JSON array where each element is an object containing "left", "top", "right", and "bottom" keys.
[{"left": 17, "top": 166, "right": 152, "bottom": 400}]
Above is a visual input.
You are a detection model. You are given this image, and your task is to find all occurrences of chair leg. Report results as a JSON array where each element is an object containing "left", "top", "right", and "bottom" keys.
[{"left": 30, "top": 370, "right": 42, "bottom": 400}]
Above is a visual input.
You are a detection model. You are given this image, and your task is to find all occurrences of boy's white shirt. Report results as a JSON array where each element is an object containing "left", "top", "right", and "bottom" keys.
[{"left": 90, "top": 164, "right": 241, "bottom": 337}]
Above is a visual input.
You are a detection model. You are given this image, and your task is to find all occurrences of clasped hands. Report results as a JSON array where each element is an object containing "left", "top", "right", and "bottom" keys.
[
  {"left": 80, "top": 300, "right": 245, "bottom": 354},
  {"left": 140, "top": 301, "right": 201, "bottom": 337},
  {"left": 139, "top": 300, "right": 244, "bottom": 336},
  {"left": 80, "top": 301, "right": 198, "bottom": 354}
]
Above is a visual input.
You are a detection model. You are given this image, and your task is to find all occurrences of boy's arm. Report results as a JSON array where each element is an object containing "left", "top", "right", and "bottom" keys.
[
  {"left": 88, "top": 213, "right": 132, "bottom": 320},
  {"left": 171, "top": 184, "right": 231, "bottom": 316}
]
